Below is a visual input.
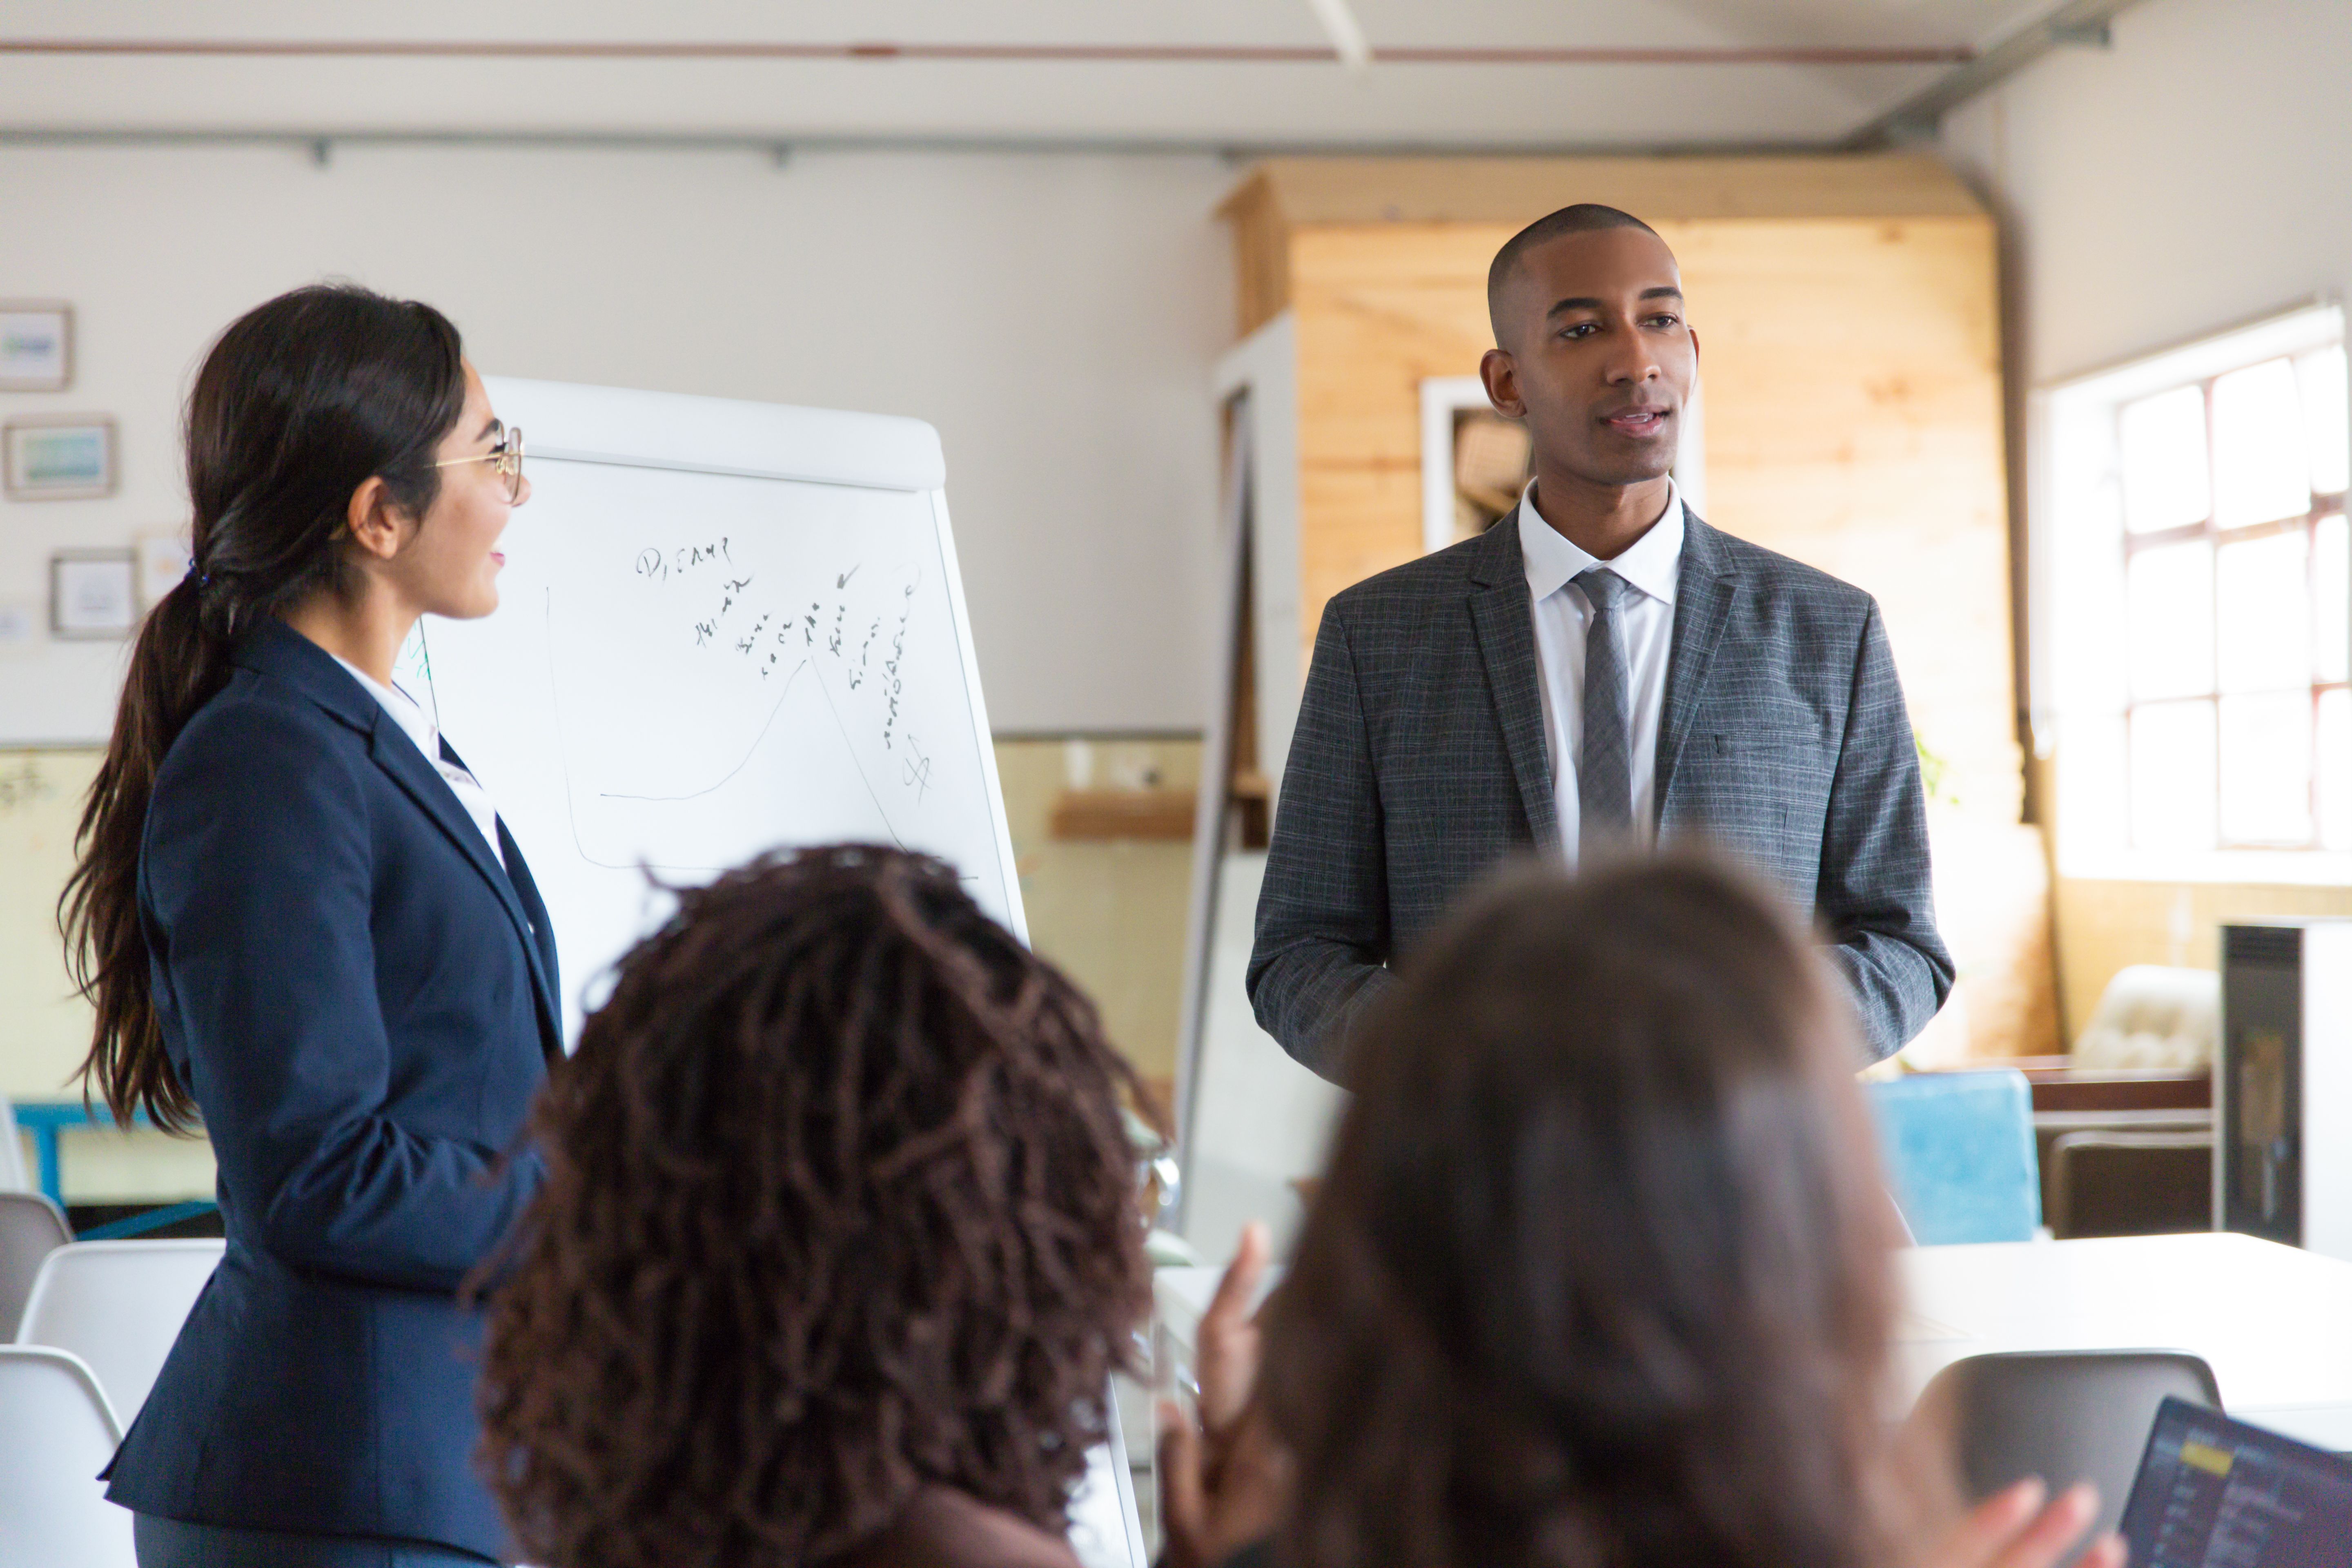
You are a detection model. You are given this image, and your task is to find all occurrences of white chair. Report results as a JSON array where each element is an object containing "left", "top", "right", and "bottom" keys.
[
  {"left": 0, "top": 1093, "right": 29, "bottom": 1191},
  {"left": 0, "top": 1345, "right": 136, "bottom": 1568},
  {"left": 0, "top": 1189, "right": 74, "bottom": 1339},
  {"left": 2072, "top": 964, "right": 2220, "bottom": 1071},
  {"left": 16, "top": 1239, "right": 224, "bottom": 1430}
]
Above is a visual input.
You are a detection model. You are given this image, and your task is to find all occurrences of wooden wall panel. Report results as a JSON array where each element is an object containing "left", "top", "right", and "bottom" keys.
[{"left": 1664, "top": 216, "right": 2017, "bottom": 820}]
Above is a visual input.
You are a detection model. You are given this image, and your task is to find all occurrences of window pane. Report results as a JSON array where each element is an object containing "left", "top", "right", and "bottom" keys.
[
  {"left": 2319, "top": 514, "right": 2350, "bottom": 684},
  {"left": 2216, "top": 530, "right": 2312, "bottom": 693},
  {"left": 2320, "top": 688, "right": 2351, "bottom": 851},
  {"left": 2060, "top": 713, "right": 2129, "bottom": 859},
  {"left": 2058, "top": 475, "right": 2132, "bottom": 715},
  {"left": 2219, "top": 692, "right": 2314, "bottom": 845},
  {"left": 2212, "top": 359, "right": 2314, "bottom": 528},
  {"left": 2300, "top": 345, "right": 2350, "bottom": 496},
  {"left": 2127, "top": 538, "right": 2215, "bottom": 699},
  {"left": 2120, "top": 384, "right": 2211, "bottom": 533},
  {"left": 2131, "top": 699, "right": 2217, "bottom": 851}
]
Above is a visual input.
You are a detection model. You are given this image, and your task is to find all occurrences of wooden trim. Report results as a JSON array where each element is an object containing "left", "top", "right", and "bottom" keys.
[
  {"left": 1049, "top": 787, "right": 1199, "bottom": 841},
  {"left": 1218, "top": 169, "right": 1293, "bottom": 337},
  {"left": 1223, "top": 152, "right": 1986, "bottom": 229}
]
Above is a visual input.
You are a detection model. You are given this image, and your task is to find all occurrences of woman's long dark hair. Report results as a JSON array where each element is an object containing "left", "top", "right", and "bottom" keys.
[
  {"left": 477, "top": 846, "right": 1154, "bottom": 1568},
  {"left": 1265, "top": 854, "right": 1902, "bottom": 1568},
  {"left": 59, "top": 284, "right": 466, "bottom": 1129}
]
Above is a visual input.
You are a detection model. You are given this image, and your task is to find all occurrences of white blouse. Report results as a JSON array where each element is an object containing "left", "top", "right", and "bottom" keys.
[{"left": 331, "top": 655, "right": 506, "bottom": 870}]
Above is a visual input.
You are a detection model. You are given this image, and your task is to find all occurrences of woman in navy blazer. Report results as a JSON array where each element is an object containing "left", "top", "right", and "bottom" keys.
[{"left": 62, "top": 285, "right": 555, "bottom": 1567}]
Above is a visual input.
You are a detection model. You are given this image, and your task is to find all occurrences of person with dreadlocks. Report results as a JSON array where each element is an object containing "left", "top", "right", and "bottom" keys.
[{"left": 475, "top": 844, "right": 1154, "bottom": 1568}]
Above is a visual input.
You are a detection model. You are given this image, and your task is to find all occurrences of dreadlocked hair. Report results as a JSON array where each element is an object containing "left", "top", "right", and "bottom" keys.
[{"left": 476, "top": 844, "right": 1155, "bottom": 1568}]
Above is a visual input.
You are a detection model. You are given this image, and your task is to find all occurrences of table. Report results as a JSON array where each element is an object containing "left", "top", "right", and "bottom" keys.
[{"left": 1154, "top": 1232, "right": 2352, "bottom": 1453}]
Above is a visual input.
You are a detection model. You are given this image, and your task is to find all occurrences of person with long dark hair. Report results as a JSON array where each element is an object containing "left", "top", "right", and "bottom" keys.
[
  {"left": 475, "top": 845, "right": 1154, "bottom": 1568},
  {"left": 60, "top": 283, "right": 555, "bottom": 1567},
  {"left": 1162, "top": 855, "right": 2123, "bottom": 1568}
]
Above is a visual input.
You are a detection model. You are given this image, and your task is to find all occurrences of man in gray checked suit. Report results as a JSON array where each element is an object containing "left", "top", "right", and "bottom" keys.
[{"left": 1249, "top": 203, "right": 1952, "bottom": 1081}]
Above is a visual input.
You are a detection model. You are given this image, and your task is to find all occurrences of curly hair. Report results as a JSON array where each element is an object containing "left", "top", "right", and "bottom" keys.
[
  {"left": 1265, "top": 854, "right": 1902, "bottom": 1568},
  {"left": 476, "top": 845, "right": 1154, "bottom": 1568}
]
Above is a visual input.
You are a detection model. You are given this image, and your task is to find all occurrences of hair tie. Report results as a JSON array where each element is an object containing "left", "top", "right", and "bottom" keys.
[{"left": 183, "top": 561, "right": 210, "bottom": 588}]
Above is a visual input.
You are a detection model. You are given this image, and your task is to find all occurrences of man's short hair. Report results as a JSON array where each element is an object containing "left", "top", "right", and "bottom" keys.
[{"left": 1486, "top": 203, "right": 1661, "bottom": 345}]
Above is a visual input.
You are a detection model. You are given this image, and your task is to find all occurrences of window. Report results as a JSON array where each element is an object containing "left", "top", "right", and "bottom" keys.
[{"left": 2037, "top": 305, "right": 2350, "bottom": 879}]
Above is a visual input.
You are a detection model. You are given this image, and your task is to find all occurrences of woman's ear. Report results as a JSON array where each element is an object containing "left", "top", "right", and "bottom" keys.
[{"left": 345, "top": 476, "right": 412, "bottom": 563}]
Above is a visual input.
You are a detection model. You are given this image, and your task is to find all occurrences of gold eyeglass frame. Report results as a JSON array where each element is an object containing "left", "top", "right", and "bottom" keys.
[{"left": 433, "top": 424, "right": 525, "bottom": 503}]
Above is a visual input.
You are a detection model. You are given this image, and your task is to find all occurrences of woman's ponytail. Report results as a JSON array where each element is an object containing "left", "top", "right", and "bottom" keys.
[
  {"left": 58, "top": 284, "right": 466, "bottom": 1129},
  {"left": 60, "top": 575, "right": 231, "bottom": 1129}
]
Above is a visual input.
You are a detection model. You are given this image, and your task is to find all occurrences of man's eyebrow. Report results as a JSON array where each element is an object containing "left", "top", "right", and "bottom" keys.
[
  {"left": 477, "top": 416, "right": 503, "bottom": 441},
  {"left": 1544, "top": 287, "right": 1683, "bottom": 318}
]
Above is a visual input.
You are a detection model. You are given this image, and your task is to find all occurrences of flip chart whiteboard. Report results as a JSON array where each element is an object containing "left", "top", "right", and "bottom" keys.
[{"left": 412, "top": 377, "right": 1026, "bottom": 1043}]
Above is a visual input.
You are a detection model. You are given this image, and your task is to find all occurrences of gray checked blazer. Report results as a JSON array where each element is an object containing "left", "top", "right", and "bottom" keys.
[{"left": 1247, "top": 502, "right": 1953, "bottom": 1080}]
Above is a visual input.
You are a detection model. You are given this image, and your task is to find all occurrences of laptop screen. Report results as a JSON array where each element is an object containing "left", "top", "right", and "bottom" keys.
[{"left": 2119, "top": 1397, "right": 2352, "bottom": 1567}]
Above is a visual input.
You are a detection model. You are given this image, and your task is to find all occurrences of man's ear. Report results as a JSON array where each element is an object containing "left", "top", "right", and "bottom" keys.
[
  {"left": 345, "top": 476, "right": 411, "bottom": 564},
  {"left": 1480, "top": 348, "right": 1527, "bottom": 419},
  {"left": 1690, "top": 325, "right": 1702, "bottom": 367}
]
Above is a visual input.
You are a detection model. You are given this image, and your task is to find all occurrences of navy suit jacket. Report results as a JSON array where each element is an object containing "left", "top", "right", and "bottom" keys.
[
  {"left": 1249, "top": 506, "right": 1953, "bottom": 1079},
  {"left": 104, "top": 620, "right": 560, "bottom": 1560}
]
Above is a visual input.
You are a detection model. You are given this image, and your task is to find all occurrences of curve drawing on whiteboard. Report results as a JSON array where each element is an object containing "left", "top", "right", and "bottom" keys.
[
  {"left": 541, "top": 545, "right": 933, "bottom": 871},
  {"left": 592, "top": 657, "right": 811, "bottom": 804}
]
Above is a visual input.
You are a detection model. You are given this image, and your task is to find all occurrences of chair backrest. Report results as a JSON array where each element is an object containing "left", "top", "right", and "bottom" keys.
[
  {"left": 16, "top": 1239, "right": 225, "bottom": 1429},
  {"left": 2047, "top": 1128, "right": 2214, "bottom": 1238},
  {"left": 0, "top": 1094, "right": 28, "bottom": 1191},
  {"left": 2073, "top": 964, "right": 2220, "bottom": 1071},
  {"left": 1921, "top": 1350, "right": 2222, "bottom": 1545},
  {"left": 0, "top": 1345, "right": 135, "bottom": 1568},
  {"left": 1865, "top": 1070, "right": 2041, "bottom": 1245},
  {"left": 0, "top": 1189, "right": 74, "bottom": 1339}
]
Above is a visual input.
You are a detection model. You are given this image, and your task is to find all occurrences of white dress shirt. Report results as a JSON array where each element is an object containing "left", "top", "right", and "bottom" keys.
[
  {"left": 332, "top": 655, "right": 506, "bottom": 869},
  {"left": 1518, "top": 476, "right": 1685, "bottom": 870}
]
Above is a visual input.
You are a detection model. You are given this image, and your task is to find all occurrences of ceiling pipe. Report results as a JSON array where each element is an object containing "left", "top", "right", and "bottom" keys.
[
  {"left": 0, "top": 37, "right": 1973, "bottom": 67},
  {"left": 1842, "top": 0, "right": 2152, "bottom": 147},
  {"left": 1300, "top": 0, "right": 1374, "bottom": 71}
]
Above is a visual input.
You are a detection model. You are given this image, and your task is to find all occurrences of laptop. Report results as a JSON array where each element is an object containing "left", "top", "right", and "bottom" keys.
[{"left": 2118, "top": 1396, "right": 2352, "bottom": 1567}]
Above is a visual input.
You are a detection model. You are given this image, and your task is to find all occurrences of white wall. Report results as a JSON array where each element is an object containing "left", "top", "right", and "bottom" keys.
[
  {"left": 0, "top": 144, "right": 1233, "bottom": 737},
  {"left": 1940, "top": 0, "right": 2352, "bottom": 388}
]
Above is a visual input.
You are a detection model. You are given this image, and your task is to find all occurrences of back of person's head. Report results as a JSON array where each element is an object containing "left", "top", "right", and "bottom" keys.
[
  {"left": 477, "top": 845, "right": 1152, "bottom": 1568},
  {"left": 1265, "top": 853, "right": 1899, "bottom": 1568},
  {"left": 63, "top": 282, "right": 468, "bottom": 1130}
]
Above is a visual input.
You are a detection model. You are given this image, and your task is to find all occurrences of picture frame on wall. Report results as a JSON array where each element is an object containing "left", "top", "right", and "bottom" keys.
[
  {"left": 51, "top": 550, "right": 140, "bottom": 639},
  {"left": 3, "top": 416, "right": 116, "bottom": 500},
  {"left": 0, "top": 302, "right": 74, "bottom": 391},
  {"left": 137, "top": 533, "right": 194, "bottom": 608}
]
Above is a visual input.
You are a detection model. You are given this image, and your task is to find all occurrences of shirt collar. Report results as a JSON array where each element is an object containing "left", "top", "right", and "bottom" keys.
[
  {"left": 330, "top": 653, "right": 440, "bottom": 761},
  {"left": 1517, "top": 475, "right": 1685, "bottom": 608}
]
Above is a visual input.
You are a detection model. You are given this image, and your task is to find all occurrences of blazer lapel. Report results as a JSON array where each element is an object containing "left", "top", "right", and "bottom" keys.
[
  {"left": 368, "top": 721, "right": 563, "bottom": 1055},
  {"left": 1655, "top": 508, "right": 1741, "bottom": 820},
  {"left": 1466, "top": 508, "right": 1561, "bottom": 849},
  {"left": 493, "top": 815, "right": 565, "bottom": 1060}
]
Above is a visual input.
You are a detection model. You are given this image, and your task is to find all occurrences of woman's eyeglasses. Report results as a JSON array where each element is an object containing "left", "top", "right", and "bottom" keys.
[{"left": 433, "top": 425, "right": 525, "bottom": 504}]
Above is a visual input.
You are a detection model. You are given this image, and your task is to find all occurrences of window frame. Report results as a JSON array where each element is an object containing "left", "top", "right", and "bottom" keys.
[{"left": 2030, "top": 301, "right": 2352, "bottom": 885}]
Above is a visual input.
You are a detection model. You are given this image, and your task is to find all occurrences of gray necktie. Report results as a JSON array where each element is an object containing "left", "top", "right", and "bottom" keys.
[{"left": 1574, "top": 567, "right": 1633, "bottom": 852}]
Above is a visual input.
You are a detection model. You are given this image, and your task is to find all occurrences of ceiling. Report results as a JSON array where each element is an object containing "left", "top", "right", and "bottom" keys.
[{"left": 0, "top": 0, "right": 2076, "bottom": 150}]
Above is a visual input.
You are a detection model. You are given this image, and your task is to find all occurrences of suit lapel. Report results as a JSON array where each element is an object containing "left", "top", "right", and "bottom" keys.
[
  {"left": 368, "top": 721, "right": 563, "bottom": 1056},
  {"left": 1466, "top": 508, "right": 1561, "bottom": 849},
  {"left": 1655, "top": 508, "right": 1740, "bottom": 821}
]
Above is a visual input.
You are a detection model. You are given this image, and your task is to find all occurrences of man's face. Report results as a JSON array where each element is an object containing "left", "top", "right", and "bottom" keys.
[{"left": 1481, "top": 226, "right": 1698, "bottom": 490}]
